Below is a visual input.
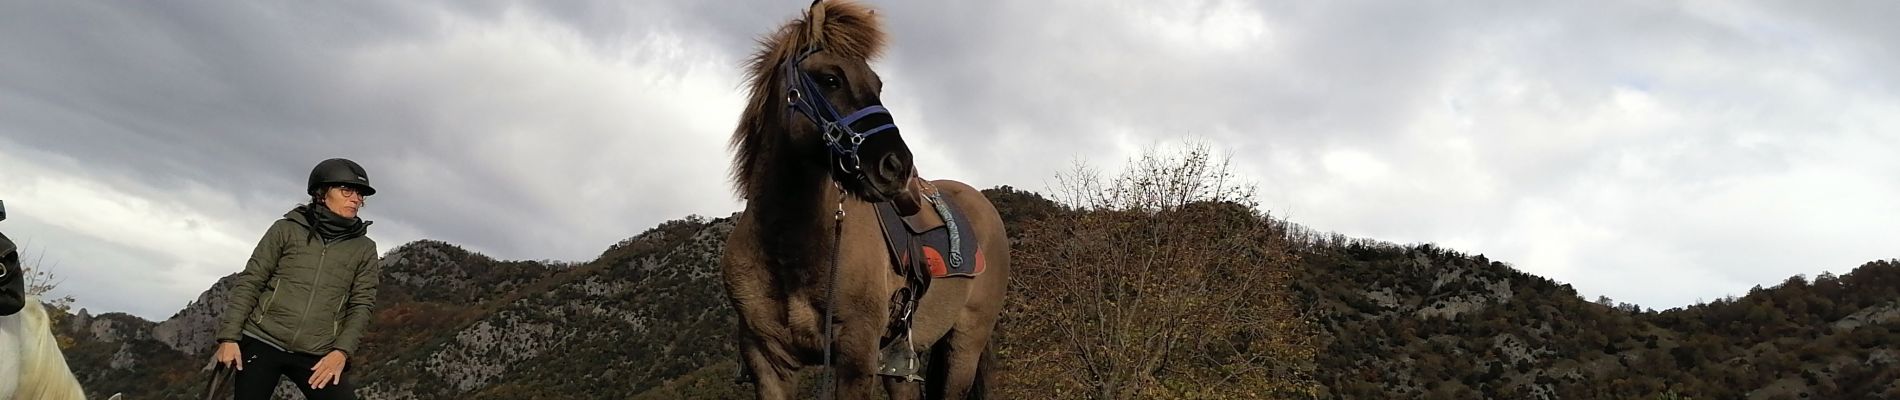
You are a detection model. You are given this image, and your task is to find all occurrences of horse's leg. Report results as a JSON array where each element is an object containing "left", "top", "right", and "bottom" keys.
[
  {"left": 734, "top": 327, "right": 756, "bottom": 384},
  {"left": 836, "top": 371, "right": 886, "bottom": 399},
  {"left": 740, "top": 338, "right": 795, "bottom": 400},
  {"left": 834, "top": 323, "right": 891, "bottom": 399},
  {"left": 884, "top": 377, "right": 924, "bottom": 400},
  {"left": 830, "top": 285, "right": 918, "bottom": 399},
  {"left": 734, "top": 352, "right": 754, "bottom": 384},
  {"left": 921, "top": 338, "right": 952, "bottom": 400},
  {"left": 929, "top": 329, "right": 997, "bottom": 400}
]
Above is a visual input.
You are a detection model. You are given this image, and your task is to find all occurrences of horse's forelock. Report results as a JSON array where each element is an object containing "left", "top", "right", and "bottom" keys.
[
  {"left": 802, "top": 0, "right": 886, "bottom": 61},
  {"left": 730, "top": 0, "right": 886, "bottom": 197}
]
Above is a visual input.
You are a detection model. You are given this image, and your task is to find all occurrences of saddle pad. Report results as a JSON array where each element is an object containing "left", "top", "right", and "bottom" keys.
[{"left": 876, "top": 193, "right": 985, "bottom": 278}]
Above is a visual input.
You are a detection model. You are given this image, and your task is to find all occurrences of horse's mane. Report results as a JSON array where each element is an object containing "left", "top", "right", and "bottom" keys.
[
  {"left": 729, "top": 0, "right": 887, "bottom": 198},
  {"left": 0, "top": 297, "right": 88, "bottom": 399}
]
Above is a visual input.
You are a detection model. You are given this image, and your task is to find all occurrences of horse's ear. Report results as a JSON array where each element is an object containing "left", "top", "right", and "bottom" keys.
[{"left": 805, "top": 0, "right": 828, "bottom": 47}]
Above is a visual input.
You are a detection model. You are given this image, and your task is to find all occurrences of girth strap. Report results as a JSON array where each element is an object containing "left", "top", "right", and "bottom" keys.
[{"left": 873, "top": 201, "right": 930, "bottom": 381}]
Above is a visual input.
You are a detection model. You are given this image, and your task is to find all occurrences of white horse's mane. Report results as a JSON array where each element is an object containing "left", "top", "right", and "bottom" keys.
[
  {"left": 2, "top": 297, "right": 92, "bottom": 399},
  {"left": 0, "top": 302, "right": 20, "bottom": 399}
]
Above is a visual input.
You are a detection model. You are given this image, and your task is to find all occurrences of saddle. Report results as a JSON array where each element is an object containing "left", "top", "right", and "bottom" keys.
[
  {"left": 876, "top": 177, "right": 986, "bottom": 279},
  {"left": 871, "top": 177, "right": 986, "bottom": 381}
]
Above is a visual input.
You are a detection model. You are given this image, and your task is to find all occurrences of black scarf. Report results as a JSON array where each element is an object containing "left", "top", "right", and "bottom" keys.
[
  {"left": 300, "top": 204, "right": 370, "bottom": 243},
  {"left": 1, "top": 232, "right": 25, "bottom": 316}
]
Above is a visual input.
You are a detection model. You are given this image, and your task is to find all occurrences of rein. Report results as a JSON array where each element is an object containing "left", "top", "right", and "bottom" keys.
[{"left": 820, "top": 183, "right": 845, "bottom": 400}]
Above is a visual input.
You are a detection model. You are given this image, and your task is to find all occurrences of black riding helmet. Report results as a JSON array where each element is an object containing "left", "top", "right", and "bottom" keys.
[{"left": 307, "top": 158, "right": 377, "bottom": 197}]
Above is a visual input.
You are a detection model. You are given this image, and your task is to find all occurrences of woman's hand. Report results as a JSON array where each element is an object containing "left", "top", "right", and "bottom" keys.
[
  {"left": 215, "top": 342, "right": 243, "bottom": 370},
  {"left": 308, "top": 350, "right": 348, "bottom": 389}
]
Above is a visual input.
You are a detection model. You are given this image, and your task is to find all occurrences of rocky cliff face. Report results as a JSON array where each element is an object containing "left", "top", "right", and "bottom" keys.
[{"left": 151, "top": 274, "right": 236, "bottom": 355}]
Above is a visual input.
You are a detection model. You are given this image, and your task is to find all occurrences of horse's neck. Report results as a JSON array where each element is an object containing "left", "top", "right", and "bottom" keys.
[{"left": 751, "top": 175, "right": 847, "bottom": 276}]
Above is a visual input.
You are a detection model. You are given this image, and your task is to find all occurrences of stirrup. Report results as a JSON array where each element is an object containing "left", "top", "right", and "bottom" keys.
[{"left": 876, "top": 340, "right": 924, "bottom": 382}]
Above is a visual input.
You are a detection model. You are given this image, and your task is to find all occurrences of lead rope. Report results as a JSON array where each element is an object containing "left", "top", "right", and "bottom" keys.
[
  {"left": 811, "top": 4, "right": 842, "bottom": 397},
  {"left": 821, "top": 182, "right": 845, "bottom": 400}
]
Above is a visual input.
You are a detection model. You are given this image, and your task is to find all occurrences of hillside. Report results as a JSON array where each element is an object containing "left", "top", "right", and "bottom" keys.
[
  {"left": 58, "top": 216, "right": 741, "bottom": 399},
  {"left": 52, "top": 187, "right": 1900, "bottom": 399},
  {"left": 1297, "top": 239, "right": 1900, "bottom": 399}
]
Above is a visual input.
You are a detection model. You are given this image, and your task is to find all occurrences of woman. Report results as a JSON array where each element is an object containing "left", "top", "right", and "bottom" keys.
[{"left": 215, "top": 158, "right": 382, "bottom": 400}]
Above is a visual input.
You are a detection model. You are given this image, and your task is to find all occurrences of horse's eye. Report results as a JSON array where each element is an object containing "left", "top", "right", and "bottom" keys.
[{"left": 819, "top": 74, "right": 842, "bottom": 88}]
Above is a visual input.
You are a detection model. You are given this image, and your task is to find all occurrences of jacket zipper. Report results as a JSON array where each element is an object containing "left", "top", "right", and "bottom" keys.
[
  {"left": 334, "top": 295, "right": 347, "bottom": 337},
  {"left": 291, "top": 241, "right": 330, "bottom": 350},
  {"left": 254, "top": 277, "right": 281, "bottom": 324}
]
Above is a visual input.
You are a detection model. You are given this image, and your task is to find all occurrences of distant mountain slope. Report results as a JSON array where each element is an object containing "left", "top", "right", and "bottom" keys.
[
  {"left": 58, "top": 188, "right": 1900, "bottom": 399},
  {"left": 61, "top": 216, "right": 736, "bottom": 399},
  {"left": 1298, "top": 241, "right": 1900, "bottom": 399}
]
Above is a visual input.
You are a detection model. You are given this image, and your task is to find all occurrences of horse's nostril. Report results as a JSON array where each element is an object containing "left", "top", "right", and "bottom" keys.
[{"left": 879, "top": 154, "right": 908, "bottom": 181}]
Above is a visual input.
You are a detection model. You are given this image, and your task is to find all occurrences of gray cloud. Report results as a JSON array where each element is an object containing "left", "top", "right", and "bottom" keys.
[{"left": 1, "top": 0, "right": 1895, "bottom": 319}]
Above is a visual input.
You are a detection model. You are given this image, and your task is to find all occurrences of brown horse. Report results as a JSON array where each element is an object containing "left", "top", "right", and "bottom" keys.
[{"left": 720, "top": 1, "right": 1010, "bottom": 399}]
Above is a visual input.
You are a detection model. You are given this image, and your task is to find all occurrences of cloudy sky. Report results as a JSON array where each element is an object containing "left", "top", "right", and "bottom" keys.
[{"left": 2, "top": 0, "right": 1895, "bottom": 320}]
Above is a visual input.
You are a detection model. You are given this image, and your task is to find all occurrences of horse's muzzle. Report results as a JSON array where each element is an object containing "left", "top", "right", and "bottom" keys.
[
  {"left": 892, "top": 181, "right": 922, "bottom": 217},
  {"left": 872, "top": 153, "right": 918, "bottom": 213}
]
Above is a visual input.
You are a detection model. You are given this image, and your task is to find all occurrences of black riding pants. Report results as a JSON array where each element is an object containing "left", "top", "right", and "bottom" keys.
[{"left": 234, "top": 336, "right": 356, "bottom": 400}]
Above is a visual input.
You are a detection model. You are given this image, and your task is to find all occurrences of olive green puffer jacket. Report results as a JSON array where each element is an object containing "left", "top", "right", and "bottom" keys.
[{"left": 216, "top": 207, "right": 380, "bottom": 355}]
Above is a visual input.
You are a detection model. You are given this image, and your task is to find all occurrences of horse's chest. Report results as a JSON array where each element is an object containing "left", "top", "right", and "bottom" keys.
[{"left": 770, "top": 295, "right": 829, "bottom": 354}]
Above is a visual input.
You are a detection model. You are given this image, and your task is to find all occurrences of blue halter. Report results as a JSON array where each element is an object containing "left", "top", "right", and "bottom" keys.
[{"left": 782, "top": 47, "right": 899, "bottom": 180}]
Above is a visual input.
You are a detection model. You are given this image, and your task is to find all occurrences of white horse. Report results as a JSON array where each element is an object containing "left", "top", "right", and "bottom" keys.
[{"left": 0, "top": 296, "right": 93, "bottom": 399}]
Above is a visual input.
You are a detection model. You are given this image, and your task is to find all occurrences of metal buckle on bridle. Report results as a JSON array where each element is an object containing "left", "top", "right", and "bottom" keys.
[{"left": 823, "top": 121, "right": 866, "bottom": 174}]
